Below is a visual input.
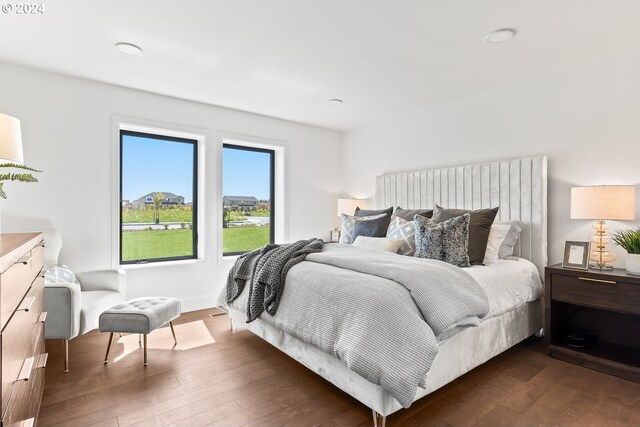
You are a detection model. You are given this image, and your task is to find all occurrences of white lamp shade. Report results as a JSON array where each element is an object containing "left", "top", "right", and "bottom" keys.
[
  {"left": 570, "top": 185, "right": 636, "bottom": 220},
  {"left": 0, "top": 113, "right": 24, "bottom": 164},
  {"left": 337, "top": 198, "right": 365, "bottom": 217}
]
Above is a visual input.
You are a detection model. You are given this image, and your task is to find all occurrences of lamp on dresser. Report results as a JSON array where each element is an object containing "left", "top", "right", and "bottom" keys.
[
  {"left": 333, "top": 198, "right": 367, "bottom": 242},
  {"left": 570, "top": 185, "right": 636, "bottom": 270},
  {"left": 0, "top": 113, "right": 24, "bottom": 164}
]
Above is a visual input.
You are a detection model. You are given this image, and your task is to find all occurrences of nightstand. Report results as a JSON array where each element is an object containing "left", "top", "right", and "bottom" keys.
[{"left": 545, "top": 264, "right": 640, "bottom": 382}]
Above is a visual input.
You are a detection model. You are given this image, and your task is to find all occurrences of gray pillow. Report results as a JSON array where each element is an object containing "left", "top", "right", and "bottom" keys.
[
  {"left": 386, "top": 216, "right": 416, "bottom": 256},
  {"left": 393, "top": 206, "right": 433, "bottom": 221},
  {"left": 497, "top": 220, "right": 525, "bottom": 259},
  {"left": 340, "top": 213, "right": 386, "bottom": 244},
  {"left": 355, "top": 206, "right": 393, "bottom": 218},
  {"left": 414, "top": 214, "right": 471, "bottom": 268},
  {"left": 432, "top": 205, "right": 499, "bottom": 265},
  {"left": 354, "top": 206, "right": 393, "bottom": 238}
]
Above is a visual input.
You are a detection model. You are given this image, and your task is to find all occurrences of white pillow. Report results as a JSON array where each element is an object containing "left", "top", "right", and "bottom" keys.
[
  {"left": 44, "top": 264, "right": 81, "bottom": 284},
  {"left": 496, "top": 220, "right": 525, "bottom": 259},
  {"left": 353, "top": 236, "right": 403, "bottom": 253},
  {"left": 484, "top": 224, "right": 511, "bottom": 264}
]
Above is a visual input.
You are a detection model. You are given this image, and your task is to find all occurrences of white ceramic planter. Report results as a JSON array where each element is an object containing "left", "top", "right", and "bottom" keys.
[{"left": 626, "top": 253, "right": 640, "bottom": 275}]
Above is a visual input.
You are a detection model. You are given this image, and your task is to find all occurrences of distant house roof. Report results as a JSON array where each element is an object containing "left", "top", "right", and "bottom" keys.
[
  {"left": 223, "top": 196, "right": 258, "bottom": 204},
  {"left": 141, "top": 192, "right": 180, "bottom": 198},
  {"left": 137, "top": 192, "right": 183, "bottom": 199}
]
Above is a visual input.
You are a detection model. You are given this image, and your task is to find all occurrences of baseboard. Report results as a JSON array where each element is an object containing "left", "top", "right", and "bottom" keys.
[{"left": 180, "top": 295, "right": 218, "bottom": 313}]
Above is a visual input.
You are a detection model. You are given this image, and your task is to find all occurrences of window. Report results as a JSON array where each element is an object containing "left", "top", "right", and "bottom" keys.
[
  {"left": 222, "top": 143, "right": 274, "bottom": 255},
  {"left": 120, "top": 130, "right": 198, "bottom": 264}
]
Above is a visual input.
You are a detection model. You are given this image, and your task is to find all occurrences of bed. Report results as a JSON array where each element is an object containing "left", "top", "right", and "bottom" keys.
[{"left": 222, "top": 156, "right": 547, "bottom": 426}]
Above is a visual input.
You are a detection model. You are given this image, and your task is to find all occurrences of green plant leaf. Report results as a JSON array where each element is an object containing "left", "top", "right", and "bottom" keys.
[
  {"left": 0, "top": 162, "right": 41, "bottom": 198},
  {"left": 0, "top": 162, "right": 42, "bottom": 173},
  {"left": 613, "top": 228, "right": 640, "bottom": 254},
  {"left": 0, "top": 173, "right": 38, "bottom": 183}
]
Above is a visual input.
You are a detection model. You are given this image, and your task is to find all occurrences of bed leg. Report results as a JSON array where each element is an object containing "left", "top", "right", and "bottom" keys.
[
  {"left": 372, "top": 409, "right": 386, "bottom": 427},
  {"left": 229, "top": 317, "right": 235, "bottom": 330}
]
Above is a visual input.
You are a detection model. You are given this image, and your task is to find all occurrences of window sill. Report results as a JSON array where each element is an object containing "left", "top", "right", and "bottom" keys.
[{"left": 120, "top": 258, "right": 204, "bottom": 270}]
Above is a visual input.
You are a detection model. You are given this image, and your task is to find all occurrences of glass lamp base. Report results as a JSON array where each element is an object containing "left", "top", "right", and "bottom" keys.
[{"left": 589, "top": 263, "right": 614, "bottom": 271}]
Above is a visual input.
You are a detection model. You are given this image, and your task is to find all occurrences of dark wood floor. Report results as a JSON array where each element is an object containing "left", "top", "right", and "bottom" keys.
[{"left": 38, "top": 310, "right": 640, "bottom": 427}]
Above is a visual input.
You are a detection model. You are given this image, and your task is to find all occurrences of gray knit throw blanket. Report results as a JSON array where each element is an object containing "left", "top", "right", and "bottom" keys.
[{"left": 226, "top": 238, "right": 324, "bottom": 323}]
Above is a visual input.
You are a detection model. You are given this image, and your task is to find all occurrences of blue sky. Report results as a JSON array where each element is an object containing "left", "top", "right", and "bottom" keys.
[
  {"left": 122, "top": 134, "right": 194, "bottom": 202},
  {"left": 122, "top": 134, "right": 271, "bottom": 202},
  {"left": 223, "top": 146, "right": 271, "bottom": 200}
]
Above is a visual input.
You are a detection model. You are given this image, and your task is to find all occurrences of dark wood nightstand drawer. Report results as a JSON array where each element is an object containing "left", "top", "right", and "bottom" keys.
[{"left": 551, "top": 273, "right": 640, "bottom": 315}]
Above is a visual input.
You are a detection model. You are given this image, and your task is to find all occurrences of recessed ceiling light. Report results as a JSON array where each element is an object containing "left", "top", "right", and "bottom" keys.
[
  {"left": 327, "top": 99, "right": 343, "bottom": 107},
  {"left": 484, "top": 28, "right": 517, "bottom": 44},
  {"left": 115, "top": 42, "right": 143, "bottom": 56}
]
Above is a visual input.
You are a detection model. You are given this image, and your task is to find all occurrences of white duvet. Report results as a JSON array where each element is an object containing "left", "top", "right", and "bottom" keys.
[{"left": 466, "top": 258, "right": 543, "bottom": 319}]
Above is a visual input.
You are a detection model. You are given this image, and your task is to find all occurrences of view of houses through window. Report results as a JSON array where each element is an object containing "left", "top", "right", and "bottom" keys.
[
  {"left": 222, "top": 143, "right": 274, "bottom": 255},
  {"left": 120, "top": 130, "right": 198, "bottom": 263}
]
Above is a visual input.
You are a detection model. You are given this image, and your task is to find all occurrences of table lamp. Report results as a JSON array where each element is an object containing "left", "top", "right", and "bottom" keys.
[
  {"left": 0, "top": 113, "right": 24, "bottom": 164},
  {"left": 332, "top": 198, "right": 366, "bottom": 242},
  {"left": 571, "top": 185, "right": 636, "bottom": 270},
  {"left": 337, "top": 198, "right": 365, "bottom": 217}
]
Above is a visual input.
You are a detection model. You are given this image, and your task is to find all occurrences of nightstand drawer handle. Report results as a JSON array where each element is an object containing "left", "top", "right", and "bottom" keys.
[{"left": 578, "top": 277, "right": 617, "bottom": 285}]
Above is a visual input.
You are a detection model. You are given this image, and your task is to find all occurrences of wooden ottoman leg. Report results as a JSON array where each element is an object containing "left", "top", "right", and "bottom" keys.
[
  {"left": 143, "top": 334, "right": 148, "bottom": 366},
  {"left": 104, "top": 333, "right": 114, "bottom": 364},
  {"left": 64, "top": 339, "right": 70, "bottom": 373},
  {"left": 170, "top": 321, "right": 177, "bottom": 345}
]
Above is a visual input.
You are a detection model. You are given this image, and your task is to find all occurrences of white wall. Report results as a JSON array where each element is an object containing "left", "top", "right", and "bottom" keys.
[
  {"left": 342, "top": 50, "right": 640, "bottom": 267},
  {"left": 0, "top": 62, "right": 342, "bottom": 311}
]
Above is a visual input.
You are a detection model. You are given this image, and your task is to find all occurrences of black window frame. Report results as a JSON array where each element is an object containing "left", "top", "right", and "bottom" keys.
[
  {"left": 222, "top": 143, "right": 275, "bottom": 256},
  {"left": 119, "top": 129, "right": 198, "bottom": 264}
]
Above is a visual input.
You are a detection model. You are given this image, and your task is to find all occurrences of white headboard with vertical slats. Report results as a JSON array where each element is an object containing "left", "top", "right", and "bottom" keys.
[{"left": 375, "top": 156, "right": 548, "bottom": 276}]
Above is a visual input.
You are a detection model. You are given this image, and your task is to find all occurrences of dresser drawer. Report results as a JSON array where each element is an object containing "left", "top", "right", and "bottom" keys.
[
  {"left": 1, "top": 280, "right": 45, "bottom": 415},
  {"left": 551, "top": 273, "right": 640, "bottom": 315},
  {"left": 30, "top": 243, "right": 44, "bottom": 282},
  {"left": 0, "top": 247, "right": 41, "bottom": 330},
  {"left": 2, "top": 344, "right": 46, "bottom": 426}
]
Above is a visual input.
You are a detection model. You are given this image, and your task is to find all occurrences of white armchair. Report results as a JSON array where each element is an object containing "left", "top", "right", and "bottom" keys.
[{"left": 43, "top": 229, "right": 126, "bottom": 372}]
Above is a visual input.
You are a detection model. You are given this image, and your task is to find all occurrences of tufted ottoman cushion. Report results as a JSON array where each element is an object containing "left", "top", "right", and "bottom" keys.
[{"left": 99, "top": 297, "right": 181, "bottom": 334}]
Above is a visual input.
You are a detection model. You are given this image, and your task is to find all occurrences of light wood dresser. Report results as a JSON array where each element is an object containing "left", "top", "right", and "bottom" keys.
[{"left": 0, "top": 233, "right": 46, "bottom": 427}]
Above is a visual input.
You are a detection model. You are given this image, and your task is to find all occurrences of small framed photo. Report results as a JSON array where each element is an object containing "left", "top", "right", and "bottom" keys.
[
  {"left": 330, "top": 229, "right": 340, "bottom": 243},
  {"left": 562, "top": 241, "right": 591, "bottom": 270}
]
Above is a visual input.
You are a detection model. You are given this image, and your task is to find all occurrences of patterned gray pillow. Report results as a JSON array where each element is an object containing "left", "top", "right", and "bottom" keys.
[
  {"left": 340, "top": 213, "right": 386, "bottom": 244},
  {"left": 386, "top": 216, "right": 416, "bottom": 256},
  {"left": 414, "top": 214, "right": 471, "bottom": 268}
]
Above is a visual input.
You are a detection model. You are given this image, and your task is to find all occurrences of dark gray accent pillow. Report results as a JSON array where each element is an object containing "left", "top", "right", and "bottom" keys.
[
  {"left": 340, "top": 213, "right": 386, "bottom": 244},
  {"left": 354, "top": 206, "right": 393, "bottom": 217},
  {"left": 354, "top": 206, "right": 393, "bottom": 237},
  {"left": 353, "top": 213, "right": 393, "bottom": 240},
  {"left": 414, "top": 214, "right": 470, "bottom": 268},
  {"left": 393, "top": 206, "right": 433, "bottom": 221},
  {"left": 432, "top": 205, "right": 499, "bottom": 265}
]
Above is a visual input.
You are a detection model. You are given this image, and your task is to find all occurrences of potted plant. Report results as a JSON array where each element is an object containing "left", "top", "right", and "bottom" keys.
[{"left": 613, "top": 228, "right": 640, "bottom": 275}]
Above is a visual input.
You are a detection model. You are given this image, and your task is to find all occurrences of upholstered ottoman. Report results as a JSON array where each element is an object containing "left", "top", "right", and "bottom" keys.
[{"left": 99, "top": 297, "right": 181, "bottom": 366}]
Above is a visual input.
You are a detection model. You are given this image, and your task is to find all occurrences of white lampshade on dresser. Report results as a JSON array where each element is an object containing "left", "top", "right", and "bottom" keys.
[
  {"left": 337, "top": 198, "right": 366, "bottom": 216},
  {"left": 571, "top": 185, "right": 636, "bottom": 270},
  {"left": 0, "top": 113, "right": 24, "bottom": 164}
]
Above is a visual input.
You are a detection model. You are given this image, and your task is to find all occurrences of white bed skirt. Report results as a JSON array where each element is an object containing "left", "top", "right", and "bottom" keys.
[{"left": 228, "top": 298, "right": 542, "bottom": 417}]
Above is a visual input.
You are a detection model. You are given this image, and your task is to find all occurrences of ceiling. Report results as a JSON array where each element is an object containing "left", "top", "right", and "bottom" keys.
[{"left": 0, "top": 1, "right": 639, "bottom": 131}]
